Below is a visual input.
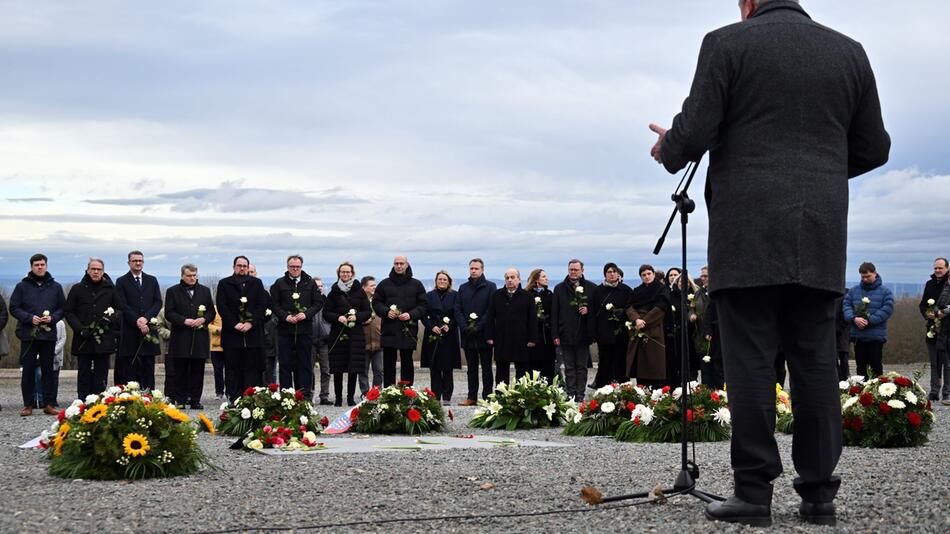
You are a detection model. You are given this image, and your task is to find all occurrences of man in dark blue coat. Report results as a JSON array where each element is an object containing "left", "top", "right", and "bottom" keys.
[
  {"left": 10, "top": 253, "right": 66, "bottom": 416},
  {"left": 650, "top": 0, "right": 889, "bottom": 526},
  {"left": 114, "top": 250, "right": 163, "bottom": 389},
  {"left": 217, "top": 255, "right": 269, "bottom": 401},
  {"left": 454, "top": 259, "right": 497, "bottom": 404},
  {"left": 269, "top": 254, "right": 324, "bottom": 400}
]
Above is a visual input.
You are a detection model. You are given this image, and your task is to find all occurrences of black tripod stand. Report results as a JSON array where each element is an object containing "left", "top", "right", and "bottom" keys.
[{"left": 600, "top": 157, "right": 723, "bottom": 505}]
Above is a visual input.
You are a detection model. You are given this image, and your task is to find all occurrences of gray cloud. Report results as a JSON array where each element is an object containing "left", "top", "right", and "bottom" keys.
[{"left": 7, "top": 197, "right": 53, "bottom": 202}]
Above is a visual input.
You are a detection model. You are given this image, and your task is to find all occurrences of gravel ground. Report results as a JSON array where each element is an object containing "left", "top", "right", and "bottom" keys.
[{"left": 0, "top": 365, "right": 948, "bottom": 533}]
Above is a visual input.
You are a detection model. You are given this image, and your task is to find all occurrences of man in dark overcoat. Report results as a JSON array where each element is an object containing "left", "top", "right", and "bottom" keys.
[
  {"left": 164, "top": 263, "right": 216, "bottom": 408},
  {"left": 217, "top": 255, "right": 269, "bottom": 401},
  {"left": 551, "top": 259, "right": 597, "bottom": 402},
  {"left": 64, "top": 258, "right": 122, "bottom": 400},
  {"left": 270, "top": 254, "right": 324, "bottom": 399},
  {"left": 485, "top": 269, "right": 538, "bottom": 387},
  {"left": 920, "top": 258, "right": 949, "bottom": 401},
  {"left": 372, "top": 255, "right": 427, "bottom": 386},
  {"left": 454, "top": 258, "right": 497, "bottom": 404},
  {"left": 115, "top": 250, "right": 163, "bottom": 389},
  {"left": 649, "top": 0, "right": 890, "bottom": 526}
]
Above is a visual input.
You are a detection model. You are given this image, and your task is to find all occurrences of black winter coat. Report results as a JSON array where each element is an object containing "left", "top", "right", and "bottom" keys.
[
  {"left": 64, "top": 274, "right": 122, "bottom": 355},
  {"left": 216, "top": 275, "right": 269, "bottom": 349},
  {"left": 9, "top": 272, "right": 66, "bottom": 342},
  {"left": 115, "top": 271, "right": 163, "bottom": 357},
  {"left": 835, "top": 295, "right": 850, "bottom": 353},
  {"left": 164, "top": 282, "right": 216, "bottom": 359},
  {"left": 454, "top": 275, "right": 497, "bottom": 347},
  {"left": 421, "top": 289, "right": 462, "bottom": 370},
  {"left": 660, "top": 1, "right": 890, "bottom": 296},
  {"left": 920, "top": 274, "right": 948, "bottom": 337},
  {"left": 527, "top": 287, "right": 555, "bottom": 364},
  {"left": 485, "top": 287, "right": 538, "bottom": 364},
  {"left": 324, "top": 283, "right": 372, "bottom": 373},
  {"left": 551, "top": 276, "right": 597, "bottom": 346},
  {"left": 0, "top": 293, "right": 8, "bottom": 333},
  {"left": 270, "top": 271, "right": 325, "bottom": 338},
  {"left": 591, "top": 283, "right": 634, "bottom": 346},
  {"left": 372, "top": 267, "right": 427, "bottom": 350}
]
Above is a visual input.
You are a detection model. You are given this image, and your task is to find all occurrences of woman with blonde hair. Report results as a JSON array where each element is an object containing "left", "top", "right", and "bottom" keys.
[{"left": 323, "top": 262, "right": 372, "bottom": 406}]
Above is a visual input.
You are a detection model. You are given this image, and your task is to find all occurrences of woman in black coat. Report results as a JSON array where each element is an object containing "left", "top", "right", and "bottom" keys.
[
  {"left": 64, "top": 260, "right": 122, "bottom": 400},
  {"left": 666, "top": 269, "right": 701, "bottom": 387},
  {"left": 591, "top": 263, "right": 633, "bottom": 387},
  {"left": 420, "top": 271, "right": 461, "bottom": 404},
  {"left": 164, "top": 264, "right": 216, "bottom": 408},
  {"left": 526, "top": 269, "right": 556, "bottom": 382},
  {"left": 323, "top": 262, "right": 372, "bottom": 406}
]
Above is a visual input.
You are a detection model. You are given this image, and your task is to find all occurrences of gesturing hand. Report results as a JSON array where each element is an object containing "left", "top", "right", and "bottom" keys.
[{"left": 649, "top": 123, "right": 668, "bottom": 163}]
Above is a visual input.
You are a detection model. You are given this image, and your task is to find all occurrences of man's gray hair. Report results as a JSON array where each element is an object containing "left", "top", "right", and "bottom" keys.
[
  {"left": 181, "top": 263, "right": 198, "bottom": 275},
  {"left": 287, "top": 254, "right": 304, "bottom": 265},
  {"left": 568, "top": 258, "right": 584, "bottom": 268},
  {"left": 87, "top": 257, "right": 105, "bottom": 269}
]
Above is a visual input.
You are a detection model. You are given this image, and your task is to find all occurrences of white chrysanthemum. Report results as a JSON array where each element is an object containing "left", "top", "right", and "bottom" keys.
[
  {"left": 878, "top": 382, "right": 897, "bottom": 397},
  {"left": 240, "top": 408, "right": 252, "bottom": 419},
  {"left": 904, "top": 391, "right": 918, "bottom": 405},
  {"left": 595, "top": 384, "right": 615, "bottom": 397},
  {"left": 843, "top": 396, "right": 859, "bottom": 410},
  {"left": 300, "top": 415, "right": 308, "bottom": 425},
  {"left": 271, "top": 391, "right": 281, "bottom": 401},
  {"left": 849, "top": 375, "right": 866, "bottom": 385},
  {"left": 252, "top": 407, "right": 265, "bottom": 419},
  {"left": 714, "top": 407, "right": 731, "bottom": 426},
  {"left": 543, "top": 403, "right": 557, "bottom": 420},
  {"left": 573, "top": 411, "right": 583, "bottom": 424},
  {"left": 887, "top": 399, "right": 906, "bottom": 410},
  {"left": 600, "top": 401, "right": 615, "bottom": 414},
  {"left": 839, "top": 381, "right": 850, "bottom": 390},
  {"left": 631, "top": 404, "right": 654, "bottom": 425}
]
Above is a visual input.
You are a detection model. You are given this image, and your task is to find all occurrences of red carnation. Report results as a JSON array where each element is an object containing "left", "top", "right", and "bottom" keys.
[
  {"left": 406, "top": 408, "right": 421, "bottom": 423},
  {"left": 424, "top": 387, "right": 435, "bottom": 397},
  {"left": 294, "top": 390, "right": 304, "bottom": 401},
  {"left": 878, "top": 402, "right": 891, "bottom": 414},
  {"left": 907, "top": 412, "right": 921, "bottom": 427},
  {"left": 687, "top": 409, "right": 695, "bottom": 422},
  {"left": 320, "top": 416, "right": 329, "bottom": 427},
  {"left": 578, "top": 403, "right": 586, "bottom": 414},
  {"left": 268, "top": 383, "right": 279, "bottom": 392},
  {"left": 589, "top": 399, "right": 600, "bottom": 411},
  {"left": 626, "top": 402, "right": 636, "bottom": 413},
  {"left": 851, "top": 417, "right": 864, "bottom": 431},
  {"left": 366, "top": 387, "right": 380, "bottom": 401},
  {"left": 878, "top": 376, "right": 889, "bottom": 383},
  {"left": 849, "top": 386, "right": 862, "bottom": 395},
  {"left": 299, "top": 425, "right": 307, "bottom": 432},
  {"left": 219, "top": 412, "right": 229, "bottom": 421},
  {"left": 349, "top": 408, "right": 359, "bottom": 421},
  {"left": 78, "top": 403, "right": 86, "bottom": 413},
  {"left": 104, "top": 396, "right": 115, "bottom": 405},
  {"left": 710, "top": 391, "right": 720, "bottom": 402},
  {"left": 57, "top": 409, "right": 66, "bottom": 423},
  {"left": 244, "top": 386, "right": 256, "bottom": 397},
  {"left": 894, "top": 377, "right": 912, "bottom": 387},
  {"left": 270, "top": 415, "right": 280, "bottom": 421},
  {"left": 661, "top": 386, "right": 671, "bottom": 394},
  {"left": 859, "top": 393, "right": 873, "bottom": 406},
  {"left": 404, "top": 388, "right": 417, "bottom": 399}
]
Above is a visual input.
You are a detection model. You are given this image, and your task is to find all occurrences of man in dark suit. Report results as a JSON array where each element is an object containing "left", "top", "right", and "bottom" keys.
[
  {"left": 217, "top": 255, "right": 269, "bottom": 401},
  {"left": 115, "top": 250, "right": 163, "bottom": 389},
  {"left": 649, "top": 0, "right": 890, "bottom": 526}
]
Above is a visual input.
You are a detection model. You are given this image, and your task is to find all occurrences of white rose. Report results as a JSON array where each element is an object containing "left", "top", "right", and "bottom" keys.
[
  {"left": 219, "top": 402, "right": 229, "bottom": 411},
  {"left": 104, "top": 307, "right": 115, "bottom": 316},
  {"left": 240, "top": 408, "right": 252, "bottom": 420},
  {"left": 50, "top": 421, "right": 60, "bottom": 433},
  {"left": 42, "top": 310, "right": 50, "bottom": 317},
  {"left": 65, "top": 405, "right": 81, "bottom": 418},
  {"left": 265, "top": 309, "right": 272, "bottom": 316},
  {"left": 126, "top": 381, "right": 140, "bottom": 390},
  {"left": 575, "top": 286, "right": 584, "bottom": 294},
  {"left": 702, "top": 355, "right": 711, "bottom": 363},
  {"left": 469, "top": 312, "right": 478, "bottom": 320},
  {"left": 650, "top": 389, "right": 664, "bottom": 402},
  {"left": 904, "top": 391, "right": 918, "bottom": 405},
  {"left": 625, "top": 321, "right": 633, "bottom": 329},
  {"left": 886, "top": 399, "right": 906, "bottom": 410},
  {"left": 391, "top": 304, "right": 399, "bottom": 311},
  {"left": 839, "top": 381, "right": 850, "bottom": 390},
  {"left": 107, "top": 386, "right": 121, "bottom": 396},
  {"left": 272, "top": 392, "right": 281, "bottom": 401},
  {"left": 928, "top": 331, "right": 936, "bottom": 339},
  {"left": 843, "top": 396, "right": 859, "bottom": 409},
  {"left": 605, "top": 303, "right": 614, "bottom": 311},
  {"left": 687, "top": 293, "right": 695, "bottom": 301},
  {"left": 595, "top": 385, "right": 615, "bottom": 397},
  {"left": 302, "top": 431, "right": 317, "bottom": 442},
  {"left": 878, "top": 383, "right": 897, "bottom": 397},
  {"left": 151, "top": 389, "right": 163, "bottom": 399},
  {"left": 600, "top": 402, "right": 615, "bottom": 414},
  {"left": 672, "top": 387, "right": 683, "bottom": 400},
  {"left": 240, "top": 297, "right": 248, "bottom": 304},
  {"left": 443, "top": 317, "right": 451, "bottom": 324},
  {"left": 849, "top": 375, "right": 865, "bottom": 385},
  {"left": 198, "top": 305, "right": 206, "bottom": 312},
  {"left": 149, "top": 317, "right": 159, "bottom": 325},
  {"left": 300, "top": 416, "right": 309, "bottom": 425},
  {"left": 927, "top": 298, "right": 936, "bottom": 306},
  {"left": 84, "top": 394, "right": 99, "bottom": 404},
  {"left": 861, "top": 297, "right": 870, "bottom": 304},
  {"left": 246, "top": 439, "right": 263, "bottom": 450},
  {"left": 535, "top": 296, "right": 542, "bottom": 304},
  {"left": 292, "top": 292, "right": 300, "bottom": 300},
  {"left": 714, "top": 407, "right": 731, "bottom": 426},
  {"left": 671, "top": 305, "right": 676, "bottom": 312},
  {"left": 348, "top": 308, "right": 356, "bottom": 315}
]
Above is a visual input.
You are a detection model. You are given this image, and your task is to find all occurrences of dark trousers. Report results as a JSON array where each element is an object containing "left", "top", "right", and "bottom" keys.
[
  {"left": 594, "top": 342, "right": 626, "bottom": 387},
  {"left": 853, "top": 340, "right": 884, "bottom": 378},
  {"left": 34, "top": 367, "right": 61, "bottom": 407},
  {"left": 223, "top": 347, "right": 265, "bottom": 401},
  {"left": 115, "top": 354, "right": 156, "bottom": 390},
  {"left": 775, "top": 352, "right": 787, "bottom": 388},
  {"left": 716, "top": 285, "right": 842, "bottom": 506},
  {"left": 495, "top": 361, "right": 531, "bottom": 388},
  {"left": 278, "top": 334, "right": 314, "bottom": 398},
  {"left": 836, "top": 351, "right": 850, "bottom": 381},
  {"left": 265, "top": 356, "right": 277, "bottom": 385},
  {"left": 77, "top": 353, "right": 111, "bottom": 401},
  {"left": 927, "top": 340, "right": 950, "bottom": 400},
  {"left": 333, "top": 372, "right": 358, "bottom": 403},
  {"left": 383, "top": 347, "right": 414, "bottom": 386},
  {"left": 430, "top": 368, "right": 454, "bottom": 401},
  {"left": 21, "top": 340, "right": 56, "bottom": 407},
  {"left": 465, "top": 343, "right": 494, "bottom": 400},
  {"left": 210, "top": 350, "right": 225, "bottom": 395},
  {"left": 168, "top": 358, "right": 206, "bottom": 404}
]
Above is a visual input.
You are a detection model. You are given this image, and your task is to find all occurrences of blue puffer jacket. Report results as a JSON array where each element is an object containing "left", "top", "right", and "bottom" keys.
[{"left": 842, "top": 275, "right": 894, "bottom": 342}]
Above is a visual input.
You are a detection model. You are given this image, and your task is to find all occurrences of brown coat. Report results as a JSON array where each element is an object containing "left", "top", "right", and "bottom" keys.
[
  {"left": 626, "top": 306, "right": 667, "bottom": 381},
  {"left": 364, "top": 307, "right": 381, "bottom": 353}
]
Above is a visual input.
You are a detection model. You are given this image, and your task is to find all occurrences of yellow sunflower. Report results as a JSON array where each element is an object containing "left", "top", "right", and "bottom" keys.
[
  {"left": 163, "top": 405, "right": 190, "bottom": 423},
  {"left": 52, "top": 422, "right": 71, "bottom": 457},
  {"left": 122, "top": 433, "right": 150, "bottom": 457},
  {"left": 198, "top": 413, "right": 216, "bottom": 435},
  {"left": 79, "top": 404, "right": 109, "bottom": 424}
]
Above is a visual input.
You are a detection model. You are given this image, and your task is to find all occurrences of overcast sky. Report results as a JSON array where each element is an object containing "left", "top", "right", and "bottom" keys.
[{"left": 1, "top": 0, "right": 947, "bottom": 285}]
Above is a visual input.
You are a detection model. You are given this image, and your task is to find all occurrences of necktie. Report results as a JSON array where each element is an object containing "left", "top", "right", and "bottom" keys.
[{"left": 135, "top": 276, "right": 142, "bottom": 288}]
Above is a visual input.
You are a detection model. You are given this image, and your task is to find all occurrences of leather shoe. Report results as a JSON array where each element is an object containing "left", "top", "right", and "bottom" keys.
[
  {"left": 190, "top": 403, "right": 205, "bottom": 410},
  {"left": 319, "top": 399, "right": 333, "bottom": 406},
  {"left": 42, "top": 405, "right": 58, "bottom": 416},
  {"left": 705, "top": 496, "right": 772, "bottom": 527},
  {"left": 459, "top": 399, "right": 477, "bottom": 406},
  {"left": 800, "top": 501, "right": 836, "bottom": 526},
  {"left": 20, "top": 406, "right": 33, "bottom": 417}
]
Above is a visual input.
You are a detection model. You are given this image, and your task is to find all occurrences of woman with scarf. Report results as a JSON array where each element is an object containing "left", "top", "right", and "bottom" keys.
[
  {"left": 420, "top": 271, "right": 461, "bottom": 404},
  {"left": 625, "top": 264, "right": 672, "bottom": 388},
  {"left": 323, "top": 262, "right": 372, "bottom": 406},
  {"left": 591, "top": 263, "right": 633, "bottom": 387},
  {"left": 525, "top": 269, "right": 557, "bottom": 382}
]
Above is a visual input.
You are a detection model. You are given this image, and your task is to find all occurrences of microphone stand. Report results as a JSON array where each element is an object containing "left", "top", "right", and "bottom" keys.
[{"left": 600, "top": 157, "right": 723, "bottom": 505}]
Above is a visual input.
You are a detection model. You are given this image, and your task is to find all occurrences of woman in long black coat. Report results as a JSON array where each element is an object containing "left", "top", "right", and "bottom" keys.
[
  {"left": 164, "top": 265, "right": 216, "bottom": 408},
  {"left": 666, "top": 269, "right": 701, "bottom": 387},
  {"left": 591, "top": 263, "right": 633, "bottom": 387},
  {"left": 420, "top": 271, "right": 461, "bottom": 404},
  {"left": 323, "top": 262, "right": 372, "bottom": 406},
  {"left": 486, "top": 269, "right": 538, "bottom": 387},
  {"left": 525, "top": 269, "right": 556, "bottom": 382}
]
